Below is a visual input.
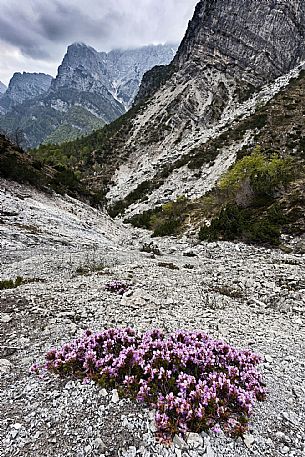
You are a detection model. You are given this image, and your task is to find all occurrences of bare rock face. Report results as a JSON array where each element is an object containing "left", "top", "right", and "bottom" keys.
[
  {"left": 138, "top": 0, "right": 305, "bottom": 103},
  {"left": 175, "top": 0, "right": 305, "bottom": 85},
  {"left": 51, "top": 43, "right": 111, "bottom": 97},
  {"left": 106, "top": 0, "right": 305, "bottom": 211}
]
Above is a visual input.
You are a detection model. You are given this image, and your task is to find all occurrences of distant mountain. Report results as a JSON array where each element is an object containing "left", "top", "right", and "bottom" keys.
[
  {"left": 0, "top": 72, "right": 53, "bottom": 114},
  {"left": 52, "top": 42, "right": 177, "bottom": 110},
  {"left": 0, "top": 43, "right": 177, "bottom": 148},
  {"left": 0, "top": 81, "right": 7, "bottom": 95}
]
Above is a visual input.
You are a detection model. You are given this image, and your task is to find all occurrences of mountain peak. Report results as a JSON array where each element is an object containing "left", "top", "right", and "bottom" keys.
[
  {"left": 67, "top": 41, "right": 98, "bottom": 53},
  {"left": 70, "top": 41, "right": 89, "bottom": 47},
  {"left": 0, "top": 42, "right": 176, "bottom": 148},
  {"left": 52, "top": 42, "right": 177, "bottom": 108}
]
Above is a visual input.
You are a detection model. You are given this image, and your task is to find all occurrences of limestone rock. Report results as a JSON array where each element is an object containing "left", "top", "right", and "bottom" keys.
[{"left": 0, "top": 359, "right": 13, "bottom": 374}]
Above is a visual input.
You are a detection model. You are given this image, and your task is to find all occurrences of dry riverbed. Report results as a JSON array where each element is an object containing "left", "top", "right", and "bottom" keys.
[{"left": 0, "top": 179, "right": 304, "bottom": 457}]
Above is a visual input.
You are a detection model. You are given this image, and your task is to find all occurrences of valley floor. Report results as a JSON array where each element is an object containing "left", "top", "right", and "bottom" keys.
[{"left": 0, "top": 179, "right": 304, "bottom": 457}]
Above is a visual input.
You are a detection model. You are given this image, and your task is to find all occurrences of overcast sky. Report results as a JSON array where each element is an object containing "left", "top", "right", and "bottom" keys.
[{"left": 0, "top": 0, "right": 198, "bottom": 85}]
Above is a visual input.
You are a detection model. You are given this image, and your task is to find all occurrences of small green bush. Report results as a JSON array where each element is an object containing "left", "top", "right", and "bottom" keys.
[
  {"left": 50, "top": 166, "right": 82, "bottom": 193},
  {"left": 198, "top": 148, "right": 299, "bottom": 246},
  {"left": 127, "top": 197, "right": 190, "bottom": 237},
  {"left": 126, "top": 209, "right": 159, "bottom": 229},
  {"left": 0, "top": 276, "right": 24, "bottom": 290},
  {"left": 246, "top": 219, "right": 281, "bottom": 245},
  {"left": 199, "top": 204, "right": 248, "bottom": 242},
  {"left": 199, "top": 204, "right": 284, "bottom": 246},
  {"left": 219, "top": 148, "right": 295, "bottom": 199},
  {"left": 152, "top": 219, "right": 180, "bottom": 237},
  {"left": 150, "top": 196, "right": 189, "bottom": 237}
]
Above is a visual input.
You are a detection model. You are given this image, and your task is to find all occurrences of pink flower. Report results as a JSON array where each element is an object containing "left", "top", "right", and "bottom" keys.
[{"left": 32, "top": 327, "right": 266, "bottom": 442}]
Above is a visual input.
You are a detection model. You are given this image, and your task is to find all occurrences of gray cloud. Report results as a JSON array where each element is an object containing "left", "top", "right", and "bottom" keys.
[
  {"left": 36, "top": 2, "right": 118, "bottom": 43},
  {"left": 0, "top": 11, "right": 50, "bottom": 59},
  {"left": 0, "top": 0, "right": 198, "bottom": 84}
]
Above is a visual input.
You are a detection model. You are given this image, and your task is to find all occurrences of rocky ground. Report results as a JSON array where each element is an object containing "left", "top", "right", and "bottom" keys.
[{"left": 0, "top": 178, "right": 304, "bottom": 457}]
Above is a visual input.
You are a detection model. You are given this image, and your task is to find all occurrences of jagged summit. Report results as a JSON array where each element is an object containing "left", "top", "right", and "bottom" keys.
[
  {"left": 70, "top": 41, "right": 92, "bottom": 47},
  {"left": 6, "top": 72, "right": 53, "bottom": 100},
  {"left": 52, "top": 42, "right": 177, "bottom": 108}
]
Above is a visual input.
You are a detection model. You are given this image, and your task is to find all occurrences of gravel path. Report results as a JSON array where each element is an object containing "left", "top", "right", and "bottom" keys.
[{"left": 0, "top": 180, "right": 304, "bottom": 457}]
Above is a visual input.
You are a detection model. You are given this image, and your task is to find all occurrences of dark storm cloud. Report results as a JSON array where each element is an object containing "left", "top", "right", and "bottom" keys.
[
  {"left": 0, "top": 11, "right": 50, "bottom": 59},
  {"left": 36, "top": 1, "right": 121, "bottom": 43},
  {"left": 0, "top": 0, "right": 118, "bottom": 58},
  {"left": 0, "top": 0, "right": 198, "bottom": 84}
]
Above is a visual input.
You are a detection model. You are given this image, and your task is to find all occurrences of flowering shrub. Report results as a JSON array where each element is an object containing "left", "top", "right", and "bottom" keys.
[
  {"left": 105, "top": 280, "right": 130, "bottom": 295},
  {"left": 32, "top": 328, "right": 266, "bottom": 441}
]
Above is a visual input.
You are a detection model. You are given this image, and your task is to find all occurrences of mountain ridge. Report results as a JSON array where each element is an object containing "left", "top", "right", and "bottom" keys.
[{"left": 105, "top": 0, "right": 305, "bottom": 206}]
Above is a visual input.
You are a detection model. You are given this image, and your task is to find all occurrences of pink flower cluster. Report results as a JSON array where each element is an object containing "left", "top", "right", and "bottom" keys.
[
  {"left": 105, "top": 280, "right": 129, "bottom": 295},
  {"left": 32, "top": 328, "right": 266, "bottom": 441}
]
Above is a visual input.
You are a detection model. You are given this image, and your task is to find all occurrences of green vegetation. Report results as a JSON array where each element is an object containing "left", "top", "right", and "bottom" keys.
[
  {"left": 0, "top": 150, "right": 45, "bottom": 187},
  {"left": 0, "top": 88, "right": 121, "bottom": 149},
  {"left": 108, "top": 181, "right": 155, "bottom": 218},
  {"left": 0, "top": 134, "right": 93, "bottom": 202},
  {"left": 218, "top": 148, "right": 295, "bottom": 195},
  {"left": 29, "top": 102, "right": 146, "bottom": 207},
  {"left": 128, "top": 196, "right": 190, "bottom": 237},
  {"left": 198, "top": 149, "right": 298, "bottom": 245},
  {"left": 198, "top": 204, "right": 284, "bottom": 246},
  {"left": 0, "top": 276, "right": 24, "bottom": 290},
  {"left": 32, "top": 102, "right": 144, "bottom": 170},
  {"left": 42, "top": 106, "right": 105, "bottom": 146}
]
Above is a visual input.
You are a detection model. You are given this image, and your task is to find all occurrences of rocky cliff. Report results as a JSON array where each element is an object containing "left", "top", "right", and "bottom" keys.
[
  {"left": 53, "top": 42, "right": 177, "bottom": 110},
  {"left": 103, "top": 0, "right": 305, "bottom": 210},
  {"left": 49, "top": 42, "right": 124, "bottom": 122},
  {"left": 138, "top": 0, "right": 305, "bottom": 103},
  {"left": 106, "top": 44, "right": 177, "bottom": 108}
]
